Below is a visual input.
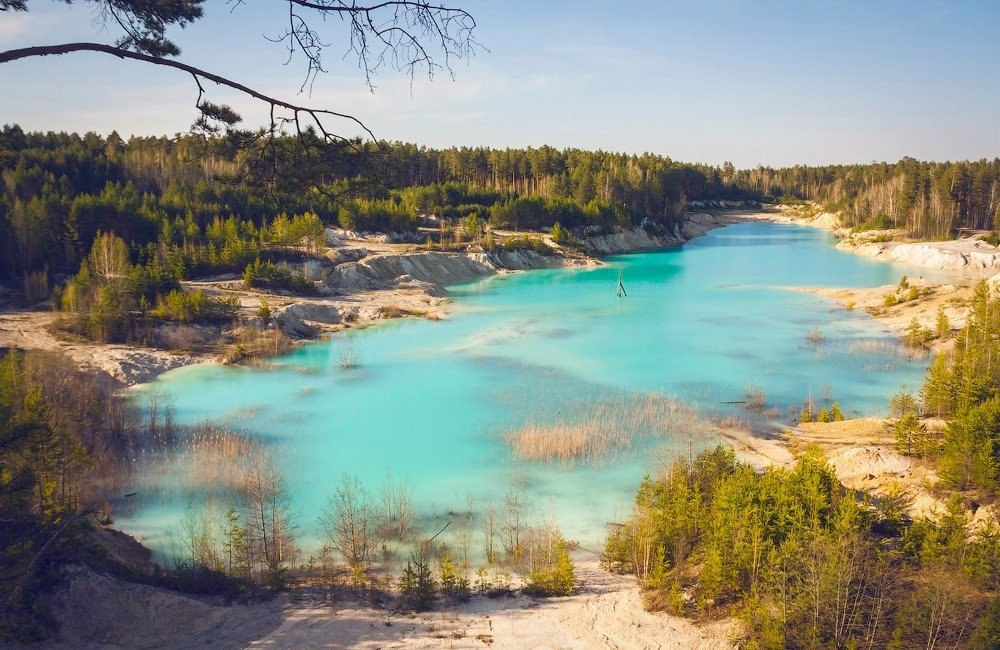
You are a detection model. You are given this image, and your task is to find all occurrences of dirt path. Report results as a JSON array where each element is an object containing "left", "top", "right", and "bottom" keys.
[{"left": 244, "top": 557, "right": 734, "bottom": 649}]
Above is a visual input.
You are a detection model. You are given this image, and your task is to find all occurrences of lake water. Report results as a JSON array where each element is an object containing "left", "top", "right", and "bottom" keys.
[{"left": 116, "top": 221, "right": 935, "bottom": 556}]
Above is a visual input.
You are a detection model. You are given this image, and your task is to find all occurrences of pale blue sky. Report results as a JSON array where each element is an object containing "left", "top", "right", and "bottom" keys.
[{"left": 1, "top": 0, "right": 998, "bottom": 167}]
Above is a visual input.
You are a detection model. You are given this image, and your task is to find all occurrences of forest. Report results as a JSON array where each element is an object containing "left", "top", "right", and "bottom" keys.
[
  {"left": 3, "top": 127, "right": 998, "bottom": 309},
  {"left": 738, "top": 158, "right": 1000, "bottom": 239},
  {"left": 605, "top": 284, "right": 1000, "bottom": 649}
]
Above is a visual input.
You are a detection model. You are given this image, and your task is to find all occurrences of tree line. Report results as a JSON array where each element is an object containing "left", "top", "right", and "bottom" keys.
[
  {"left": 0, "top": 126, "right": 760, "bottom": 294},
  {"left": 737, "top": 158, "right": 1000, "bottom": 240}
]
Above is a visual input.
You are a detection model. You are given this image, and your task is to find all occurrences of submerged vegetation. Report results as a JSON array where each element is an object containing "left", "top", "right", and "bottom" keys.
[{"left": 501, "top": 394, "right": 714, "bottom": 466}]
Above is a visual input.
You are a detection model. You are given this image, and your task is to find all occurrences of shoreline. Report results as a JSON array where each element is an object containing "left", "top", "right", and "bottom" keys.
[
  {"left": 24, "top": 209, "right": 981, "bottom": 649},
  {"left": 0, "top": 211, "right": 743, "bottom": 387}
]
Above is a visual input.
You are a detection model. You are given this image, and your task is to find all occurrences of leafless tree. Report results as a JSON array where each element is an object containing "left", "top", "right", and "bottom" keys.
[
  {"left": 0, "top": 0, "right": 481, "bottom": 188},
  {"left": 320, "top": 473, "right": 377, "bottom": 576}
]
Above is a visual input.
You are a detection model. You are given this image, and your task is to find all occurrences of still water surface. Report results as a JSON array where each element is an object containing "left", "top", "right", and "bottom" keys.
[{"left": 117, "top": 222, "right": 935, "bottom": 553}]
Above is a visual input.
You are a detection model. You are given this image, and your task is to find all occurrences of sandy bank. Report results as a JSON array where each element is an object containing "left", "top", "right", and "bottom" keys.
[
  {"left": 43, "top": 555, "right": 736, "bottom": 650},
  {"left": 746, "top": 205, "right": 1000, "bottom": 282},
  {"left": 794, "top": 278, "right": 972, "bottom": 352},
  {"left": 840, "top": 237, "right": 1000, "bottom": 278},
  {"left": 0, "top": 212, "right": 737, "bottom": 387}
]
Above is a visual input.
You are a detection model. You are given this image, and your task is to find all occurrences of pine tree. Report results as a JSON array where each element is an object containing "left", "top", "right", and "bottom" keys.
[
  {"left": 399, "top": 550, "right": 437, "bottom": 611},
  {"left": 439, "top": 552, "right": 471, "bottom": 601},
  {"left": 922, "top": 354, "right": 955, "bottom": 418},
  {"left": 936, "top": 306, "right": 951, "bottom": 340}
]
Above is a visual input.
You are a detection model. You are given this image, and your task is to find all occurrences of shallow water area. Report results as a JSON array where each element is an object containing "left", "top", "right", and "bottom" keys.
[{"left": 117, "top": 221, "right": 935, "bottom": 556}]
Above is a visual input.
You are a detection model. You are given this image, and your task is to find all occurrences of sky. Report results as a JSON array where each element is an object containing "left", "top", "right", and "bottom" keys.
[{"left": 1, "top": 0, "right": 998, "bottom": 168}]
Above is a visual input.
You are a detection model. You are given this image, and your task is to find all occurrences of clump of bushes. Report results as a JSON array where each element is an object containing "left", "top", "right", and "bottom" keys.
[{"left": 242, "top": 258, "right": 313, "bottom": 293}]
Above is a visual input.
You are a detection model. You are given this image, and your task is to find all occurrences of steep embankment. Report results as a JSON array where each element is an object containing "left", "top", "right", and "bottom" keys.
[
  {"left": 325, "top": 248, "right": 566, "bottom": 292},
  {"left": 577, "top": 212, "right": 731, "bottom": 256},
  {"left": 839, "top": 237, "right": 1000, "bottom": 277}
]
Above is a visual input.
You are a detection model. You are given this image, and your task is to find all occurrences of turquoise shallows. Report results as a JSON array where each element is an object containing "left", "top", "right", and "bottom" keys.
[{"left": 117, "top": 222, "right": 935, "bottom": 553}]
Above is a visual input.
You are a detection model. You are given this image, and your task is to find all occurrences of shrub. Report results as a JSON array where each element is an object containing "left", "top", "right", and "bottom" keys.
[
  {"left": 150, "top": 290, "right": 239, "bottom": 324},
  {"left": 523, "top": 535, "right": 575, "bottom": 597},
  {"left": 550, "top": 222, "right": 573, "bottom": 245},
  {"left": 399, "top": 551, "right": 437, "bottom": 611},
  {"left": 439, "top": 553, "right": 471, "bottom": 602},
  {"left": 243, "top": 258, "right": 313, "bottom": 293}
]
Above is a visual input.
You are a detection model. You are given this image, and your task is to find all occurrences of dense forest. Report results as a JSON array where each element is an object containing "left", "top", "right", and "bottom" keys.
[
  {"left": 738, "top": 158, "right": 1000, "bottom": 239},
  {"left": 3, "top": 126, "right": 998, "bottom": 312},
  {"left": 0, "top": 126, "right": 754, "bottom": 296}
]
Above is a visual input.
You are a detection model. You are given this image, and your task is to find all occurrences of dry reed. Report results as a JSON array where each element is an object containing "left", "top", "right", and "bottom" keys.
[
  {"left": 131, "top": 424, "right": 266, "bottom": 495},
  {"left": 743, "top": 381, "right": 768, "bottom": 413},
  {"left": 501, "top": 394, "right": 715, "bottom": 467}
]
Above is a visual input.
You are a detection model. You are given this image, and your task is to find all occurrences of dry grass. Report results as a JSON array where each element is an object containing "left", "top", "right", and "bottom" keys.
[
  {"left": 845, "top": 338, "right": 927, "bottom": 371},
  {"left": 743, "top": 381, "right": 768, "bottom": 413},
  {"left": 501, "top": 394, "right": 715, "bottom": 466},
  {"left": 806, "top": 326, "right": 826, "bottom": 344},
  {"left": 132, "top": 424, "right": 266, "bottom": 494},
  {"left": 337, "top": 336, "right": 360, "bottom": 369},
  {"left": 222, "top": 326, "right": 294, "bottom": 364},
  {"left": 378, "top": 306, "right": 427, "bottom": 319}
]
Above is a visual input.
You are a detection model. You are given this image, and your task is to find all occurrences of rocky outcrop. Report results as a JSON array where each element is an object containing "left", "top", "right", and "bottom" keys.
[
  {"left": 326, "top": 252, "right": 497, "bottom": 291},
  {"left": 575, "top": 213, "right": 728, "bottom": 256},
  {"left": 840, "top": 237, "right": 1000, "bottom": 276},
  {"left": 325, "top": 248, "right": 571, "bottom": 292},
  {"left": 577, "top": 227, "right": 679, "bottom": 256},
  {"left": 323, "top": 246, "right": 367, "bottom": 266},
  {"left": 276, "top": 301, "right": 343, "bottom": 337}
]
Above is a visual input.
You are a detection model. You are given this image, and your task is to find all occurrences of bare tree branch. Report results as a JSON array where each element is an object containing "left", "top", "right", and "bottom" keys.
[{"left": 0, "top": 42, "right": 376, "bottom": 141}]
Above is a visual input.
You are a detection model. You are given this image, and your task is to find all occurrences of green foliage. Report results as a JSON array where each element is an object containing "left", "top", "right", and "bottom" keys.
[
  {"left": 939, "top": 397, "right": 1000, "bottom": 490},
  {"left": 888, "top": 387, "right": 919, "bottom": 419},
  {"left": 398, "top": 551, "right": 437, "bottom": 611},
  {"left": 438, "top": 553, "right": 471, "bottom": 601},
  {"left": 936, "top": 306, "right": 951, "bottom": 339},
  {"left": 921, "top": 281, "right": 999, "bottom": 420},
  {"left": 883, "top": 292, "right": 899, "bottom": 307},
  {"left": 854, "top": 213, "right": 893, "bottom": 231},
  {"left": 523, "top": 535, "right": 575, "bottom": 597},
  {"left": 607, "top": 446, "right": 996, "bottom": 649},
  {"left": 256, "top": 300, "right": 271, "bottom": 326},
  {"left": 549, "top": 222, "right": 572, "bottom": 245},
  {"left": 893, "top": 412, "right": 930, "bottom": 457},
  {"left": 829, "top": 401, "right": 844, "bottom": 421},
  {"left": 904, "top": 317, "right": 933, "bottom": 348},
  {"left": 149, "top": 290, "right": 239, "bottom": 323},
  {"left": 242, "top": 258, "right": 313, "bottom": 293}
]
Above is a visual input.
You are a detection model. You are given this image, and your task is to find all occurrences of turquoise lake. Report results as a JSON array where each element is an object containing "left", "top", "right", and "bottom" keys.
[{"left": 117, "top": 221, "right": 938, "bottom": 555}]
